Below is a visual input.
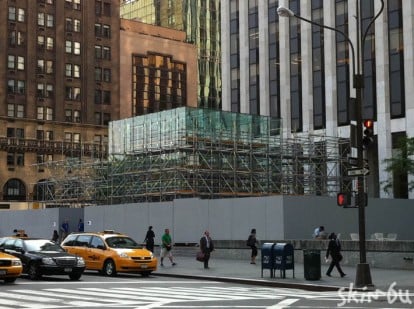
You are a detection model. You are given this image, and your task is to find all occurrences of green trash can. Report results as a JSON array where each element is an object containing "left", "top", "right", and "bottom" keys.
[{"left": 303, "top": 249, "right": 321, "bottom": 280}]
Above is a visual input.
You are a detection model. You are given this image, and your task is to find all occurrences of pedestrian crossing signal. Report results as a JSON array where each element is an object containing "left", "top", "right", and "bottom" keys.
[
  {"left": 362, "top": 119, "right": 374, "bottom": 148},
  {"left": 337, "top": 192, "right": 351, "bottom": 207}
]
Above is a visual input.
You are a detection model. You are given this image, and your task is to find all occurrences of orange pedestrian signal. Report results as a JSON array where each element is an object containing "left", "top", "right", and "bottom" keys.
[
  {"left": 362, "top": 119, "right": 374, "bottom": 148},
  {"left": 337, "top": 192, "right": 351, "bottom": 207}
]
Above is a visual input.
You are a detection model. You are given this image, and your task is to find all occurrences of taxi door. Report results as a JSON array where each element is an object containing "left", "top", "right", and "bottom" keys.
[{"left": 87, "top": 236, "right": 107, "bottom": 270}]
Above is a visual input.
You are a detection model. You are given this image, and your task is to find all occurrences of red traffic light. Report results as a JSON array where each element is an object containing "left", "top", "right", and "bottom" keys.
[
  {"left": 337, "top": 192, "right": 351, "bottom": 207},
  {"left": 363, "top": 119, "right": 374, "bottom": 129}
]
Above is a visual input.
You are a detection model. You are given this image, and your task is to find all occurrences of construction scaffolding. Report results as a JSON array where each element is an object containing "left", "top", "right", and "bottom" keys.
[{"left": 34, "top": 107, "right": 352, "bottom": 206}]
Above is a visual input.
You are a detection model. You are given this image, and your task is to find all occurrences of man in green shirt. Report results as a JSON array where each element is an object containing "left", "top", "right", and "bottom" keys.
[{"left": 160, "top": 228, "right": 176, "bottom": 266}]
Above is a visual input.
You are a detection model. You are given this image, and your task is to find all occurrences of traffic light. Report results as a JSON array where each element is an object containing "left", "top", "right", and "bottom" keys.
[
  {"left": 337, "top": 192, "right": 351, "bottom": 207},
  {"left": 362, "top": 119, "right": 374, "bottom": 148}
]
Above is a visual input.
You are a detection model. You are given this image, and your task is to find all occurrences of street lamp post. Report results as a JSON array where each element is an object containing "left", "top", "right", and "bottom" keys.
[{"left": 278, "top": 1, "right": 384, "bottom": 289}]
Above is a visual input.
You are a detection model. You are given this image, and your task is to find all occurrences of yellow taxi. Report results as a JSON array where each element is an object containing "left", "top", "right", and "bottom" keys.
[
  {"left": 0, "top": 250, "right": 23, "bottom": 283},
  {"left": 61, "top": 230, "right": 157, "bottom": 277}
]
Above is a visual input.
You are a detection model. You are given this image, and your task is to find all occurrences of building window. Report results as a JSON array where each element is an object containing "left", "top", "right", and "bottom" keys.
[
  {"left": 103, "top": 24, "right": 111, "bottom": 38},
  {"left": 73, "top": 64, "right": 80, "bottom": 78},
  {"left": 46, "top": 60, "right": 53, "bottom": 74},
  {"left": 65, "top": 87, "right": 81, "bottom": 101},
  {"left": 46, "top": 108, "right": 53, "bottom": 120},
  {"left": 103, "top": 46, "right": 111, "bottom": 60},
  {"left": 73, "top": 133, "right": 81, "bottom": 143},
  {"left": 17, "top": 56, "right": 24, "bottom": 70},
  {"left": 7, "top": 104, "right": 24, "bottom": 118},
  {"left": 3, "top": 179, "right": 26, "bottom": 201},
  {"left": 312, "top": 0, "right": 325, "bottom": 130},
  {"left": 37, "top": 107, "right": 44, "bottom": 120},
  {"left": 46, "top": 37, "right": 54, "bottom": 50},
  {"left": 103, "top": 68, "right": 111, "bottom": 82},
  {"left": 17, "top": 8, "right": 25, "bottom": 22},
  {"left": 9, "top": 30, "right": 20, "bottom": 46},
  {"left": 8, "top": 55, "right": 15, "bottom": 69},
  {"left": 132, "top": 54, "right": 187, "bottom": 115},
  {"left": 103, "top": 2, "right": 111, "bottom": 16},
  {"left": 74, "top": 110, "right": 81, "bottom": 123},
  {"left": 94, "top": 112, "right": 101, "bottom": 125},
  {"left": 336, "top": 0, "right": 350, "bottom": 126},
  {"left": 268, "top": 0, "right": 280, "bottom": 119},
  {"left": 65, "top": 132, "right": 72, "bottom": 142},
  {"left": 388, "top": 0, "right": 405, "bottom": 118},
  {"left": 74, "top": 19, "right": 81, "bottom": 32},
  {"left": 65, "top": 109, "right": 72, "bottom": 122},
  {"left": 66, "top": 41, "right": 81, "bottom": 54},
  {"left": 95, "top": 67, "right": 102, "bottom": 81},
  {"left": 103, "top": 113, "right": 111, "bottom": 125},
  {"left": 8, "top": 7, "right": 16, "bottom": 21},
  {"left": 46, "top": 14, "right": 54, "bottom": 27},
  {"left": 66, "top": 63, "right": 80, "bottom": 78},
  {"left": 95, "top": 45, "right": 102, "bottom": 59},
  {"left": 95, "top": 24, "right": 101, "bottom": 36},
  {"left": 289, "top": 0, "right": 302, "bottom": 133},
  {"left": 38, "top": 84, "right": 53, "bottom": 98},
  {"left": 38, "top": 36, "right": 45, "bottom": 49},
  {"left": 8, "top": 80, "right": 25, "bottom": 94},
  {"left": 38, "top": 12, "right": 45, "bottom": 26}
]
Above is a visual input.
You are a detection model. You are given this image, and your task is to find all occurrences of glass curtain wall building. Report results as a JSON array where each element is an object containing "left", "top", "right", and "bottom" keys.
[
  {"left": 221, "top": 0, "right": 414, "bottom": 199},
  {"left": 120, "top": 0, "right": 222, "bottom": 110}
]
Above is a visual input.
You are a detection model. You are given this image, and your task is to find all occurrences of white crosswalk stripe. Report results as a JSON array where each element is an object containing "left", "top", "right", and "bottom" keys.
[{"left": 1, "top": 286, "right": 287, "bottom": 308}]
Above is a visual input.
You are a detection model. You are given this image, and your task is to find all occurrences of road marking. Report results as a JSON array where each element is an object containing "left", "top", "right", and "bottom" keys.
[{"left": 266, "top": 298, "right": 299, "bottom": 308}]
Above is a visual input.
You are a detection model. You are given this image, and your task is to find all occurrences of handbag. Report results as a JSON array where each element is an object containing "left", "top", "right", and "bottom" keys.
[{"left": 196, "top": 251, "right": 205, "bottom": 262}]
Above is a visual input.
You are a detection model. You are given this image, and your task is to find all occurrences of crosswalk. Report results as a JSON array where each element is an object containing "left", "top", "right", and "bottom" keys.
[{"left": 0, "top": 285, "right": 291, "bottom": 309}]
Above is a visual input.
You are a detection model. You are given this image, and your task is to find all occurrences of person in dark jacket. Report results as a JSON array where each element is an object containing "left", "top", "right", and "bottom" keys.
[
  {"left": 325, "top": 232, "right": 346, "bottom": 277},
  {"left": 247, "top": 228, "right": 258, "bottom": 264},
  {"left": 200, "top": 230, "right": 214, "bottom": 269},
  {"left": 144, "top": 226, "right": 155, "bottom": 252}
]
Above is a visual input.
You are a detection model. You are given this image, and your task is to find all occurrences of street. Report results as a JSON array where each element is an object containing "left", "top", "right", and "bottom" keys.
[{"left": 1, "top": 272, "right": 414, "bottom": 309}]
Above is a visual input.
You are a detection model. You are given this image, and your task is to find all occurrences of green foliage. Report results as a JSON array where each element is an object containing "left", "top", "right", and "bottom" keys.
[{"left": 383, "top": 136, "right": 414, "bottom": 193}]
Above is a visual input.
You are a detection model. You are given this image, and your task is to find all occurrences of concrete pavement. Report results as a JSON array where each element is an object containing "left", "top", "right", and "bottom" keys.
[{"left": 153, "top": 254, "right": 414, "bottom": 292}]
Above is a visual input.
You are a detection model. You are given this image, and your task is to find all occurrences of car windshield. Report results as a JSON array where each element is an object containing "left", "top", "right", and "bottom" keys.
[
  {"left": 25, "top": 239, "right": 65, "bottom": 252},
  {"left": 105, "top": 237, "right": 140, "bottom": 249}
]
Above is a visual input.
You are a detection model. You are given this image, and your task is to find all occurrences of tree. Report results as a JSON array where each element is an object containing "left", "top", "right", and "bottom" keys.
[{"left": 382, "top": 136, "right": 414, "bottom": 195}]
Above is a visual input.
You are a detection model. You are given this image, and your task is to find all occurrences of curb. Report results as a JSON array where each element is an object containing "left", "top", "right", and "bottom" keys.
[{"left": 153, "top": 272, "right": 358, "bottom": 292}]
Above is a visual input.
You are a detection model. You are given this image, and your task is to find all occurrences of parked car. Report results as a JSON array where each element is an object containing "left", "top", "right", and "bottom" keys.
[
  {"left": 0, "top": 237, "right": 85, "bottom": 280},
  {"left": 0, "top": 250, "right": 22, "bottom": 283},
  {"left": 61, "top": 230, "right": 157, "bottom": 276}
]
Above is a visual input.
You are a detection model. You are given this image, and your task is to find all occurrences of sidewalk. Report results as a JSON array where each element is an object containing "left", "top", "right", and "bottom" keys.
[{"left": 153, "top": 255, "right": 414, "bottom": 292}]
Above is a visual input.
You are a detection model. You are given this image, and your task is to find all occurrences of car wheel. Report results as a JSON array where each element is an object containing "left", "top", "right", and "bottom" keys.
[
  {"left": 28, "top": 263, "right": 41, "bottom": 280},
  {"left": 103, "top": 259, "right": 116, "bottom": 276},
  {"left": 4, "top": 277, "right": 17, "bottom": 283},
  {"left": 141, "top": 271, "right": 151, "bottom": 277},
  {"left": 69, "top": 273, "right": 82, "bottom": 280}
]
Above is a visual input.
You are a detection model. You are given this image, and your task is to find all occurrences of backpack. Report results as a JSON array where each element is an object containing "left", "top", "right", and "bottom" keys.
[{"left": 246, "top": 235, "right": 254, "bottom": 246}]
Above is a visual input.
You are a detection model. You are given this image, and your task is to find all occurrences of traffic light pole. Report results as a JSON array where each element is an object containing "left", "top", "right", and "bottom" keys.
[
  {"left": 277, "top": 0, "right": 384, "bottom": 289},
  {"left": 354, "top": 72, "right": 372, "bottom": 288}
]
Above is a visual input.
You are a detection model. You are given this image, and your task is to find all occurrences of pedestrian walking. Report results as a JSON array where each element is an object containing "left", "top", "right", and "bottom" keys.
[
  {"left": 144, "top": 226, "right": 155, "bottom": 252},
  {"left": 60, "top": 219, "right": 69, "bottom": 242},
  {"left": 78, "top": 219, "right": 84, "bottom": 232},
  {"left": 325, "top": 232, "right": 346, "bottom": 277},
  {"left": 51, "top": 230, "right": 59, "bottom": 243},
  {"left": 200, "top": 230, "right": 214, "bottom": 269},
  {"left": 160, "top": 228, "right": 176, "bottom": 267},
  {"left": 247, "top": 228, "right": 258, "bottom": 264}
]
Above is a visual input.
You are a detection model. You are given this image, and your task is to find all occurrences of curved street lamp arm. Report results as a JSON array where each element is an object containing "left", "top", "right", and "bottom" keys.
[
  {"left": 362, "top": 0, "right": 384, "bottom": 46},
  {"left": 292, "top": 13, "right": 356, "bottom": 78}
]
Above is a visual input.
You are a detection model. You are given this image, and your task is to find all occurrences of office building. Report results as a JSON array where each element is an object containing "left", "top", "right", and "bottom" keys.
[
  {"left": 0, "top": 0, "right": 120, "bottom": 207},
  {"left": 221, "top": 0, "right": 414, "bottom": 199},
  {"left": 120, "top": 0, "right": 222, "bottom": 110}
]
